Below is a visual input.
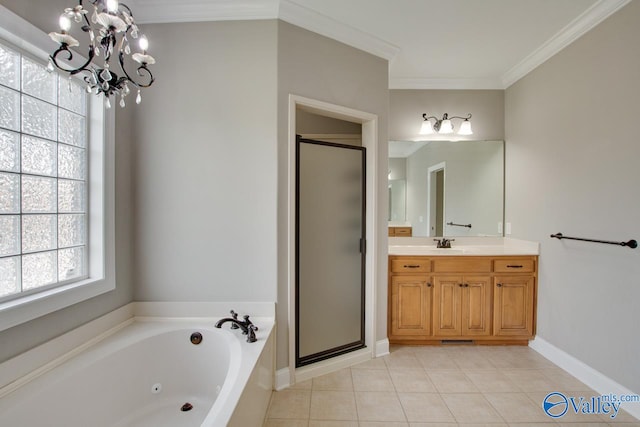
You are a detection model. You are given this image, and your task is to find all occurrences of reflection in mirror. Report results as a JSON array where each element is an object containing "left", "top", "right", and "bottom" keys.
[
  {"left": 389, "top": 140, "right": 504, "bottom": 237},
  {"left": 388, "top": 179, "right": 406, "bottom": 221}
]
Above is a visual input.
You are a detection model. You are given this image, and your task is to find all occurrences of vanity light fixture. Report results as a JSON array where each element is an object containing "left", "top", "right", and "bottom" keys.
[
  {"left": 48, "top": 0, "right": 155, "bottom": 109},
  {"left": 420, "top": 113, "right": 473, "bottom": 136}
]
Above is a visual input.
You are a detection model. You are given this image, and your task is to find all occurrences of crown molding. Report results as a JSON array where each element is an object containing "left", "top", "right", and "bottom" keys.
[
  {"left": 126, "top": 0, "right": 279, "bottom": 24},
  {"left": 278, "top": 0, "right": 400, "bottom": 61},
  {"left": 128, "top": 0, "right": 399, "bottom": 60},
  {"left": 501, "top": 0, "right": 631, "bottom": 88},
  {"left": 390, "top": 77, "right": 505, "bottom": 90}
]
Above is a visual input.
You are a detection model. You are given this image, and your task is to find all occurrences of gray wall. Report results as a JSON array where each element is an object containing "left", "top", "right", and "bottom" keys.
[
  {"left": 390, "top": 89, "right": 504, "bottom": 142},
  {"left": 131, "top": 20, "right": 278, "bottom": 302},
  {"left": 505, "top": 0, "right": 640, "bottom": 393},
  {"left": 0, "top": 0, "right": 134, "bottom": 363},
  {"left": 277, "top": 21, "right": 389, "bottom": 370},
  {"left": 297, "top": 110, "right": 362, "bottom": 135}
]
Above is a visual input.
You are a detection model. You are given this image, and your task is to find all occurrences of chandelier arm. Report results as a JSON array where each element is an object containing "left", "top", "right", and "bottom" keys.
[
  {"left": 422, "top": 114, "right": 438, "bottom": 121},
  {"left": 117, "top": 50, "right": 154, "bottom": 88},
  {"left": 50, "top": 43, "right": 96, "bottom": 76}
]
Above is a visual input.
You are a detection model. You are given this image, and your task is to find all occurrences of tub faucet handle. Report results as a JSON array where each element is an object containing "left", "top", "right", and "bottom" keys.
[
  {"left": 242, "top": 315, "right": 258, "bottom": 332},
  {"left": 230, "top": 310, "right": 239, "bottom": 329}
]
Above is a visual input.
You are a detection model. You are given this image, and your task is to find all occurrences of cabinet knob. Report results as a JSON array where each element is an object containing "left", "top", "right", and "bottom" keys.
[
  {"left": 426, "top": 282, "right": 432, "bottom": 287},
  {"left": 506, "top": 265, "right": 523, "bottom": 268},
  {"left": 404, "top": 265, "right": 420, "bottom": 268},
  {"left": 496, "top": 283, "right": 503, "bottom": 287}
]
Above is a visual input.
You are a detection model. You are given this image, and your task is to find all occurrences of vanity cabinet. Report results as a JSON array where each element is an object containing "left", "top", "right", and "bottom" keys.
[{"left": 388, "top": 255, "right": 537, "bottom": 344}]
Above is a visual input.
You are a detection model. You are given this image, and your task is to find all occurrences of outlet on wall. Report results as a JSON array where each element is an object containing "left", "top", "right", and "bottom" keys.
[
  {"left": 498, "top": 222, "right": 503, "bottom": 234},
  {"left": 505, "top": 222, "right": 512, "bottom": 235}
]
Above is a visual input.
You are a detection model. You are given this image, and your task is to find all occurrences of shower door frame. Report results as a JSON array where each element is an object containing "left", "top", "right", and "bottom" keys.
[
  {"left": 287, "top": 94, "right": 380, "bottom": 385},
  {"left": 295, "top": 136, "right": 367, "bottom": 367}
]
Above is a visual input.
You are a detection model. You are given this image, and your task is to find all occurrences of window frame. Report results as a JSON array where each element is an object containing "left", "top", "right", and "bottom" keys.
[{"left": 0, "top": 5, "right": 115, "bottom": 332}]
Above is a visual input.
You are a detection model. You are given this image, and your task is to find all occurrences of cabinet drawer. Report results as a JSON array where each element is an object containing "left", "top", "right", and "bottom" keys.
[
  {"left": 494, "top": 259, "right": 535, "bottom": 273},
  {"left": 433, "top": 258, "right": 491, "bottom": 273},
  {"left": 394, "top": 227, "right": 412, "bottom": 236},
  {"left": 390, "top": 258, "right": 431, "bottom": 273}
]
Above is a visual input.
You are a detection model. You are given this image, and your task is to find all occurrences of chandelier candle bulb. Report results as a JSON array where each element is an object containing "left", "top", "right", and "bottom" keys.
[
  {"left": 139, "top": 35, "right": 148, "bottom": 52},
  {"left": 107, "top": 0, "right": 119, "bottom": 14},
  {"left": 59, "top": 15, "right": 72, "bottom": 32}
]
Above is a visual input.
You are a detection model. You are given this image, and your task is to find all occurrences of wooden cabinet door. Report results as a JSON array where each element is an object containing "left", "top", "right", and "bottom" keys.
[
  {"left": 461, "top": 276, "right": 492, "bottom": 336},
  {"left": 433, "top": 276, "right": 462, "bottom": 336},
  {"left": 493, "top": 275, "right": 535, "bottom": 336},
  {"left": 390, "top": 275, "right": 432, "bottom": 336}
]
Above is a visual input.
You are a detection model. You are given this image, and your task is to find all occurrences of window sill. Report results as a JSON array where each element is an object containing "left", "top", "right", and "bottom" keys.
[{"left": 0, "top": 276, "right": 115, "bottom": 332}]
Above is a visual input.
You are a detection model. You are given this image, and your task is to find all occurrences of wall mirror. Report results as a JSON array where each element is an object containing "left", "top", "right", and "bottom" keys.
[{"left": 389, "top": 140, "right": 504, "bottom": 237}]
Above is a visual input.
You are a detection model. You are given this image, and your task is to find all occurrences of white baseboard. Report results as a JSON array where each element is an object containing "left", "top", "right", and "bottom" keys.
[
  {"left": 274, "top": 368, "right": 291, "bottom": 391},
  {"left": 375, "top": 338, "right": 390, "bottom": 357},
  {"left": 530, "top": 336, "right": 640, "bottom": 420}
]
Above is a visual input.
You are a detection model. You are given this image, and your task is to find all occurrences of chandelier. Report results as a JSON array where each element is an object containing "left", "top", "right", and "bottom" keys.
[
  {"left": 48, "top": 0, "right": 155, "bottom": 109},
  {"left": 420, "top": 113, "right": 473, "bottom": 136}
]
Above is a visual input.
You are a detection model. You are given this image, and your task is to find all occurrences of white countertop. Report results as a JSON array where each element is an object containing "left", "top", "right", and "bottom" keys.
[{"left": 388, "top": 237, "right": 539, "bottom": 256}]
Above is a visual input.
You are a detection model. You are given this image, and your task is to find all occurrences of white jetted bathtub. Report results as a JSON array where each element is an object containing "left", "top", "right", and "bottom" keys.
[{"left": 0, "top": 311, "right": 274, "bottom": 427}]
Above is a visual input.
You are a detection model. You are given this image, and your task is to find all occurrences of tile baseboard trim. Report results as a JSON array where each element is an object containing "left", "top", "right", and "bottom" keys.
[
  {"left": 274, "top": 367, "right": 290, "bottom": 391},
  {"left": 376, "top": 338, "right": 390, "bottom": 357},
  {"left": 530, "top": 336, "right": 640, "bottom": 420}
]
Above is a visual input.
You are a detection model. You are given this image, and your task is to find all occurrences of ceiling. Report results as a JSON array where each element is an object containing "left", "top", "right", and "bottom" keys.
[{"left": 127, "top": 0, "right": 629, "bottom": 89}]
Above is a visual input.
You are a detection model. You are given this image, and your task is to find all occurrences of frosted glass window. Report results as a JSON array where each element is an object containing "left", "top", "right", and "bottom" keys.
[
  {"left": 0, "top": 256, "right": 20, "bottom": 298},
  {"left": 0, "top": 172, "right": 20, "bottom": 213},
  {"left": 58, "top": 247, "right": 84, "bottom": 281},
  {"left": 0, "top": 129, "right": 20, "bottom": 172},
  {"left": 0, "top": 40, "right": 89, "bottom": 300},
  {"left": 58, "top": 109, "right": 85, "bottom": 147},
  {"left": 22, "top": 175, "right": 56, "bottom": 213},
  {"left": 0, "top": 85, "right": 20, "bottom": 131},
  {"left": 59, "top": 78, "right": 85, "bottom": 115},
  {"left": 21, "top": 57, "right": 57, "bottom": 104},
  {"left": 58, "top": 179, "right": 85, "bottom": 213},
  {"left": 58, "top": 144, "right": 85, "bottom": 180},
  {"left": 58, "top": 214, "right": 85, "bottom": 248},
  {"left": 22, "top": 214, "right": 57, "bottom": 253},
  {"left": 22, "top": 95, "right": 57, "bottom": 140},
  {"left": 21, "top": 135, "right": 57, "bottom": 176},
  {"left": 0, "top": 43, "right": 20, "bottom": 90},
  {"left": 0, "top": 215, "right": 19, "bottom": 256},
  {"left": 22, "top": 251, "right": 57, "bottom": 290}
]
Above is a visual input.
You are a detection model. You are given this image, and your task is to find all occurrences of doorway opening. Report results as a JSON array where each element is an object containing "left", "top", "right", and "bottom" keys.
[{"left": 288, "top": 95, "right": 379, "bottom": 384}]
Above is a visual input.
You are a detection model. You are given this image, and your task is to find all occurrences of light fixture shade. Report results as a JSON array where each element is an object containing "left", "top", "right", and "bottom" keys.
[
  {"left": 439, "top": 119, "right": 454, "bottom": 134},
  {"left": 457, "top": 119, "right": 473, "bottom": 135},
  {"left": 419, "top": 120, "right": 434, "bottom": 135}
]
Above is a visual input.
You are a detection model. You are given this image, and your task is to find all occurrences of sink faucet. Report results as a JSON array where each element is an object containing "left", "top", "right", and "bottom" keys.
[
  {"left": 434, "top": 238, "right": 455, "bottom": 248},
  {"left": 215, "top": 310, "right": 258, "bottom": 342}
]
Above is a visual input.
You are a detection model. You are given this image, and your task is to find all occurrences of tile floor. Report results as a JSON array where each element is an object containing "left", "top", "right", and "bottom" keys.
[{"left": 263, "top": 345, "right": 640, "bottom": 426}]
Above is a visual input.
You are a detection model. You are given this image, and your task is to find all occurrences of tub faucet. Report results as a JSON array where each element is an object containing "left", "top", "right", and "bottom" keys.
[{"left": 215, "top": 311, "right": 258, "bottom": 343}]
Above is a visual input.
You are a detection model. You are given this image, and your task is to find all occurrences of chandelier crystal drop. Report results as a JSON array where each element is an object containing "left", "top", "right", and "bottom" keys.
[{"left": 48, "top": 0, "right": 155, "bottom": 109}]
